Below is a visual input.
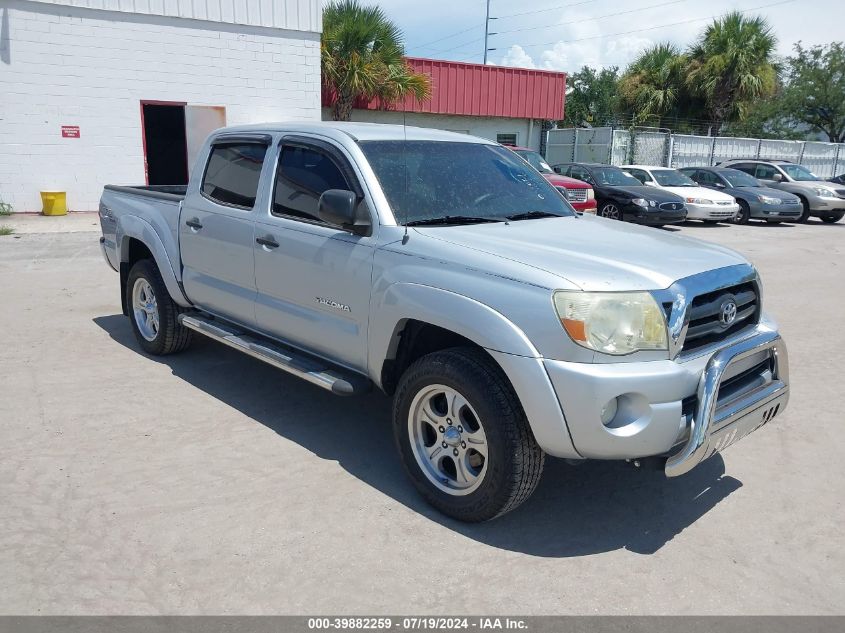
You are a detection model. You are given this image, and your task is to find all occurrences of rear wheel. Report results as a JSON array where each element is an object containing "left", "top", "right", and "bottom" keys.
[
  {"left": 599, "top": 202, "right": 622, "bottom": 220},
  {"left": 820, "top": 212, "right": 844, "bottom": 224},
  {"left": 393, "top": 348, "right": 545, "bottom": 522},
  {"left": 734, "top": 201, "right": 750, "bottom": 224},
  {"left": 126, "top": 259, "right": 192, "bottom": 355}
]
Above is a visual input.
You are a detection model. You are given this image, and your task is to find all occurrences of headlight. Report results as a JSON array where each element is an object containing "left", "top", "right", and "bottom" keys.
[
  {"left": 586, "top": 189, "right": 595, "bottom": 200},
  {"left": 686, "top": 197, "right": 714, "bottom": 205},
  {"left": 758, "top": 194, "right": 780, "bottom": 204},
  {"left": 813, "top": 187, "right": 837, "bottom": 198},
  {"left": 552, "top": 291, "right": 668, "bottom": 355},
  {"left": 632, "top": 198, "right": 647, "bottom": 207}
]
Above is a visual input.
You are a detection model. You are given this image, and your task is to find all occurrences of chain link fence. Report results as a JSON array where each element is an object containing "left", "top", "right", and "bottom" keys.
[{"left": 546, "top": 127, "right": 845, "bottom": 177}]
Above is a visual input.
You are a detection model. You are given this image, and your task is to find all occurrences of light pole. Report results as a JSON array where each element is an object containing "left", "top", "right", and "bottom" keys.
[{"left": 483, "top": 0, "right": 492, "bottom": 64}]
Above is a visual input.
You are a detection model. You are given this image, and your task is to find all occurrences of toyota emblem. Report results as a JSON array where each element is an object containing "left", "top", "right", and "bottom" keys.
[{"left": 720, "top": 300, "right": 738, "bottom": 326}]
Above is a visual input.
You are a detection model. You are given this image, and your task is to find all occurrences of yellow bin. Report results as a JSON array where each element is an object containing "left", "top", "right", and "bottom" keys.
[{"left": 41, "top": 191, "right": 67, "bottom": 216}]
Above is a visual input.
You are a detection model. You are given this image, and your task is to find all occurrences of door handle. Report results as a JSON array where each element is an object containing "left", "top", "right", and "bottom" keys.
[
  {"left": 256, "top": 236, "right": 279, "bottom": 249},
  {"left": 185, "top": 218, "right": 203, "bottom": 230}
]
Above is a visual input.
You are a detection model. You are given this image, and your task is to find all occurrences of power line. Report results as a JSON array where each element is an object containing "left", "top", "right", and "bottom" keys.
[
  {"left": 494, "top": 0, "right": 696, "bottom": 36},
  {"left": 495, "top": 0, "right": 606, "bottom": 20},
  {"left": 412, "top": 25, "right": 479, "bottom": 50},
  {"left": 509, "top": 0, "right": 799, "bottom": 49}
]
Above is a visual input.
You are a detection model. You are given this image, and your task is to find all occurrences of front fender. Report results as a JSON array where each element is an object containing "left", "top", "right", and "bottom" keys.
[
  {"left": 117, "top": 215, "right": 191, "bottom": 307},
  {"left": 369, "top": 283, "right": 580, "bottom": 459}
]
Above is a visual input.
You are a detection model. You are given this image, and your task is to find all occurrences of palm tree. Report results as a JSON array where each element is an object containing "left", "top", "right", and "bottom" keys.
[
  {"left": 322, "top": 0, "right": 431, "bottom": 121},
  {"left": 686, "top": 12, "right": 779, "bottom": 133},
  {"left": 618, "top": 43, "right": 686, "bottom": 126}
]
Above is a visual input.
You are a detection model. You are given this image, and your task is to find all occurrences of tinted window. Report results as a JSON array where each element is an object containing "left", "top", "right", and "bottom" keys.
[
  {"left": 359, "top": 141, "right": 575, "bottom": 225},
  {"left": 202, "top": 143, "right": 267, "bottom": 208},
  {"left": 273, "top": 145, "right": 351, "bottom": 223},
  {"left": 755, "top": 164, "right": 780, "bottom": 180},
  {"left": 625, "top": 168, "right": 651, "bottom": 184},
  {"left": 496, "top": 133, "right": 518, "bottom": 146},
  {"left": 693, "top": 170, "right": 718, "bottom": 185},
  {"left": 730, "top": 163, "right": 757, "bottom": 176}
]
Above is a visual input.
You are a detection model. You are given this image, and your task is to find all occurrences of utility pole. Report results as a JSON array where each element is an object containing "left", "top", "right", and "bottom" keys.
[{"left": 483, "top": 0, "right": 492, "bottom": 64}]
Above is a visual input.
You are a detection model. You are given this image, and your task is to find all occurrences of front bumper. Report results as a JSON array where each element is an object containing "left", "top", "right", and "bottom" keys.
[
  {"left": 749, "top": 200, "right": 803, "bottom": 220},
  {"left": 626, "top": 205, "right": 687, "bottom": 225},
  {"left": 807, "top": 195, "right": 845, "bottom": 213},
  {"left": 542, "top": 320, "right": 789, "bottom": 476},
  {"left": 685, "top": 202, "right": 739, "bottom": 220}
]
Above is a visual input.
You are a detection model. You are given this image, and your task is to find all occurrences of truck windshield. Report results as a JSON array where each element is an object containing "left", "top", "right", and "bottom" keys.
[
  {"left": 513, "top": 149, "right": 554, "bottom": 174},
  {"left": 780, "top": 164, "right": 820, "bottom": 181},
  {"left": 359, "top": 141, "right": 575, "bottom": 225}
]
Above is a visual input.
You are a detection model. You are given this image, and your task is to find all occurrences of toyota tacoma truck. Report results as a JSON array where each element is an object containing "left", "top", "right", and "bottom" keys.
[{"left": 98, "top": 122, "right": 790, "bottom": 522}]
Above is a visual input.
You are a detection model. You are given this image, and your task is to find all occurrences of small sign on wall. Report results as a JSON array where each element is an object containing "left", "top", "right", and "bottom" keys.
[{"left": 61, "top": 125, "right": 80, "bottom": 138}]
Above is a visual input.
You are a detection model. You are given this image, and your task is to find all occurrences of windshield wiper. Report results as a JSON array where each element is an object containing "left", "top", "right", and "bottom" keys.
[
  {"left": 405, "top": 215, "right": 503, "bottom": 227},
  {"left": 505, "top": 210, "right": 561, "bottom": 221}
]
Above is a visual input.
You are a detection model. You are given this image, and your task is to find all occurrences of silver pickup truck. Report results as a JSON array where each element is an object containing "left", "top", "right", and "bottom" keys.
[{"left": 98, "top": 122, "right": 790, "bottom": 522}]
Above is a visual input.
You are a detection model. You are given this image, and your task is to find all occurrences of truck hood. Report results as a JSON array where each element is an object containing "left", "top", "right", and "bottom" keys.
[{"left": 413, "top": 214, "right": 749, "bottom": 291}]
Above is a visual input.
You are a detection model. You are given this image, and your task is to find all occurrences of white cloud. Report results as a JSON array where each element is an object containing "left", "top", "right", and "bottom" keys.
[{"left": 499, "top": 44, "right": 536, "bottom": 69}]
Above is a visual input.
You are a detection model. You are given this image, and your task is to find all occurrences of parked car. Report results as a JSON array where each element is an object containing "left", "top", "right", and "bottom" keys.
[
  {"left": 98, "top": 122, "right": 789, "bottom": 522},
  {"left": 827, "top": 173, "right": 845, "bottom": 186},
  {"left": 552, "top": 162, "right": 687, "bottom": 225},
  {"left": 509, "top": 146, "right": 597, "bottom": 214},
  {"left": 719, "top": 159, "right": 845, "bottom": 223},
  {"left": 679, "top": 167, "right": 803, "bottom": 224},
  {"left": 621, "top": 164, "right": 739, "bottom": 223}
]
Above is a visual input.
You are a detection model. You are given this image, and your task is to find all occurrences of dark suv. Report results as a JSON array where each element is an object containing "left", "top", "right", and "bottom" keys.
[{"left": 553, "top": 162, "right": 686, "bottom": 226}]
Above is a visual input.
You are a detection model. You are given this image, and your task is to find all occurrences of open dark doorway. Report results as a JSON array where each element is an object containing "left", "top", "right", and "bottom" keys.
[{"left": 141, "top": 102, "right": 188, "bottom": 185}]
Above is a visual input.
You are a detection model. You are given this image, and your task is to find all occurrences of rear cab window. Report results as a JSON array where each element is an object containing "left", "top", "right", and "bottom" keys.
[{"left": 201, "top": 142, "right": 268, "bottom": 209}]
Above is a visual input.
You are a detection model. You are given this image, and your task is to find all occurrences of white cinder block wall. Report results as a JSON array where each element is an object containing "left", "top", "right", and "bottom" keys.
[
  {"left": 0, "top": 0, "right": 322, "bottom": 212},
  {"left": 322, "top": 109, "right": 544, "bottom": 152}
]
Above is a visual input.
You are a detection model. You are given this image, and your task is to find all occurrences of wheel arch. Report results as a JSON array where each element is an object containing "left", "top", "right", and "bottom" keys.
[{"left": 117, "top": 216, "right": 191, "bottom": 314}]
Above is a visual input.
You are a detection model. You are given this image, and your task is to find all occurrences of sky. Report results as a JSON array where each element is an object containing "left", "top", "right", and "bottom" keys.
[{"left": 374, "top": 0, "right": 844, "bottom": 73}]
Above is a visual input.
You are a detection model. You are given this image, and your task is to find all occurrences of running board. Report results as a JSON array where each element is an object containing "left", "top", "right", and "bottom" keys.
[{"left": 178, "top": 314, "right": 370, "bottom": 396}]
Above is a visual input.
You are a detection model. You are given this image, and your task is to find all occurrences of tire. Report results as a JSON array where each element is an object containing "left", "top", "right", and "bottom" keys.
[
  {"left": 820, "top": 212, "right": 844, "bottom": 224},
  {"left": 598, "top": 201, "right": 623, "bottom": 220},
  {"left": 797, "top": 197, "right": 811, "bottom": 223},
  {"left": 126, "top": 259, "right": 192, "bottom": 355},
  {"left": 734, "top": 201, "right": 750, "bottom": 224},
  {"left": 393, "top": 347, "right": 545, "bottom": 522}
]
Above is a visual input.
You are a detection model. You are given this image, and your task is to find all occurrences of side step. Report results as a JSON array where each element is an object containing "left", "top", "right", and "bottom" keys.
[{"left": 178, "top": 314, "right": 370, "bottom": 396}]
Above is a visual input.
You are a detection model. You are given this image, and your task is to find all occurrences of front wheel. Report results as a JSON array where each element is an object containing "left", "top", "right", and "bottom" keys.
[
  {"left": 126, "top": 259, "right": 192, "bottom": 355},
  {"left": 734, "top": 201, "right": 750, "bottom": 224},
  {"left": 798, "top": 197, "right": 811, "bottom": 223},
  {"left": 599, "top": 202, "right": 623, "bottom": 220},
  {"left": 820, "top": 212, "right": 844, "bottom": 224},
  {"left": 393, "top": 348, "right": 545, "bottom": 522}
]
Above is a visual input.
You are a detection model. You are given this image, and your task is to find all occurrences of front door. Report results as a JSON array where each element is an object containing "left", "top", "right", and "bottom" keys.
[
  {"left": 180, "top": 138, "right": 271, "bottom": 327},
  {"left": 253, "top": 139, "right": 375, "bottom": 372}
]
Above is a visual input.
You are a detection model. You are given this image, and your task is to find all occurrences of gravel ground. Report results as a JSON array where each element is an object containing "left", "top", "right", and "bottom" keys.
[{"left": 1, "top": 219, "right": 843, "bottom": 615}]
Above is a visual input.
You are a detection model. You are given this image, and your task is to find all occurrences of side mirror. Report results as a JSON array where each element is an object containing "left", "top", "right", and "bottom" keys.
[
  {"left": 318, "top": 189, "right": 370, "bottom": 234},
  {"left": 553, "top": 166, "right": 563, "bottom": 174},
  {"left": 772, "top": 173, "right": 783, "bottom": 182},
  {"left": 714, "top": 181, "right": 726, "bottom": 188}
]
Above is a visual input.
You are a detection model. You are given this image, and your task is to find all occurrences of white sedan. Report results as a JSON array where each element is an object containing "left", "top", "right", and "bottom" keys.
[{"left": 622, "top": 165, "right": 740, "bottom": 222}]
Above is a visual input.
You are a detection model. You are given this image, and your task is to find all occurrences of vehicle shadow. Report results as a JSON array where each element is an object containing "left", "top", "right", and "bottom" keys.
[{"left": 93, "top": 314, "right": 742, "bottom": 557}]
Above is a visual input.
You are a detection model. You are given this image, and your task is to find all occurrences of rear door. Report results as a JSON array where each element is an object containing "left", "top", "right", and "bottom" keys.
[
  {"left": 180, "top": 135, "right": 272, "bottom": 326},
  {"left": 253, "top": 137, "right": 376, "bottom": 372}
]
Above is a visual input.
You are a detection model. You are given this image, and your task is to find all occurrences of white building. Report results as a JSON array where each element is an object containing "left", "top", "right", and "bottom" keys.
[{"left": 0, "top": 0, "right": 322, "bottom": 212}]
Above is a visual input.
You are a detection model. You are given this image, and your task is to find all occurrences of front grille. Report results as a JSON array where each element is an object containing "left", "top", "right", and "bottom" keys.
[
  {"left": 659, "top": 202, "right": 684, "bottom": 211},
  {"left": 567, "top": 188, "right": 588, "bottom": 202},
  {"left": 715, "top": 200, "right": 734, "bottom": 206},
  {"left": 683, "top": 282, "right": 759, "bottom": 353}
]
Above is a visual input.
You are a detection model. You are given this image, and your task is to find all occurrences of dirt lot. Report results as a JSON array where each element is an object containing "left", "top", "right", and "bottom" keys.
[{"left": 1, "top": 216, "right": 843, "bottom": 615}]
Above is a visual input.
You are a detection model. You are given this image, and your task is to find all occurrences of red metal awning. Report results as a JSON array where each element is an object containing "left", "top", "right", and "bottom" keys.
[{"left": 322, "top": 57, "right": 567, "bottom": 120}]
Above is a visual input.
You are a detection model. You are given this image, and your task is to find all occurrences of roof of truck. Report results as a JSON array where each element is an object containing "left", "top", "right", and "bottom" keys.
[{"left": 217, "top": 121, "right": 496, "bottom": 144}]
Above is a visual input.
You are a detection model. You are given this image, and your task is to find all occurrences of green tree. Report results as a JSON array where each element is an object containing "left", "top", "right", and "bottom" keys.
[
  {"left": 560, "top": 65, "right": 620, "bottom": 127},
  {"left": 686, "top": 12, "right": 779, "bottom": 133},
  {"left": 322, "top": 0, "right": 431, "bottom": 121},
  {"left": 618, "top": 43, "right": 687, "bottom": 127},
  {"left": 779, "top": 42, "right": 845, "bottom": 142}
]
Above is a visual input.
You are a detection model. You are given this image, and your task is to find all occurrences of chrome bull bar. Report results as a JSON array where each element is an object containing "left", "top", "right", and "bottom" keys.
[{"left": 665, "top": 329, "right": 789, "bottom": 478}]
